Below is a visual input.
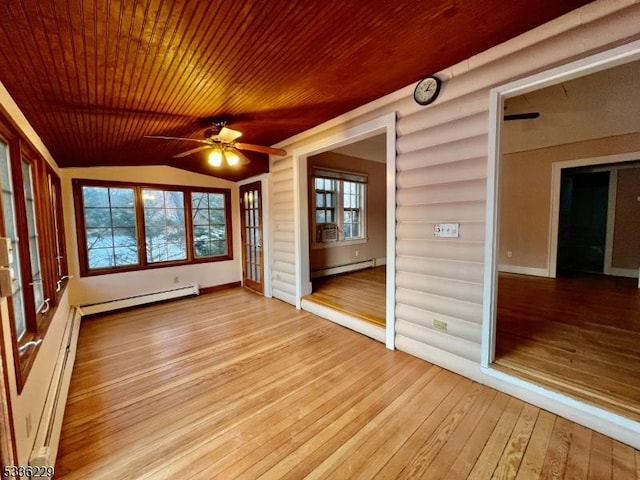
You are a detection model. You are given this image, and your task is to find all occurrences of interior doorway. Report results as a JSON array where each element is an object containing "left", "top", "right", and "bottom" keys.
[
  {"left": 304, "top": 134, "right": 387, "bottom": 326},
  {"left": 240, "top": 181, "right": 264, "bottom": 294},
  {"left": 293, "top": 113, "right": 397, "bottom": 349},
  {"left": 557, "top": 170, "right": 610, "bottom": 275},
  {"left": 484, "top": 44, "right": 640, "bottom": 421}
]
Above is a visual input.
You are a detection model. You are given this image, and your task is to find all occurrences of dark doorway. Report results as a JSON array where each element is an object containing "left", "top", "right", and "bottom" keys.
[{"left": 557, "top": 170, "right": 609, "bottom": 275}]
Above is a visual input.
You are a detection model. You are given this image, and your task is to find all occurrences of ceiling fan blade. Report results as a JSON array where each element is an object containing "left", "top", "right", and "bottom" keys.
[
  {"left": 218, "top": 127, "right": 243, "bottom": 143},
  {"left": 503, "top": 112, "right": 540, "bottom": 121},
  {"left": 145, "top": 135, "right": 211, "bottom": 145},
  {"left": 235, "top": 142, "right": 287, "bottom": 156},
  {"left": 173, "top": 146, "right": 211, "bottom": 158}
]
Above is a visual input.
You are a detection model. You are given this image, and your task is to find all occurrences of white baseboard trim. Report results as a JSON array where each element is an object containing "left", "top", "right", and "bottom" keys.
[
  {"left": 498, "top": 264, "right": 550, "bottom": 277},
  {"left": 301, "top": 298, "right": 385, "bottom": 343},
  {"left": 311, "top": 259, "right": 375, "bottom": 279},
  {"left": 609, "top": 267, "right": 639, "bottom": 279},
  {"left": 395, "top": 335, "right": 640, "bottom": 450},
  {"left": 374, "top": 257, "right": 387, "bottom": 266}
]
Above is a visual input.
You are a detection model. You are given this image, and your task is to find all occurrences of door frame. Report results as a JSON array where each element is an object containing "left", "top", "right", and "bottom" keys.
[
  {"left": 238, "top": 175, "right": 272, "bottom": 297},
  {"left": 240, "top": 181, "right": 265, "bottom": 294},
  {"left": 482, "top": 39, "right": 640, "bottom": 367},
  {"left": 292, "top": 112, "right": 397, "bottom": 349}
]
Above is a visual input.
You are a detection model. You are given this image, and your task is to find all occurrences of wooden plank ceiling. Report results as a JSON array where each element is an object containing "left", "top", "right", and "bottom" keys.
[{"left": 0, "top": 0, "right": 591, "bottom": 181}]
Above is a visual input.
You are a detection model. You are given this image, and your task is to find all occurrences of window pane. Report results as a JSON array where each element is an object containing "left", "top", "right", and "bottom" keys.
[
  {"left": 192, "top": 191, "right": 228, "bottom": 258},
  {"left": 0, "top": 141, "right": 26, "bottom": 339},
  {"left": 82, "top": 186, "right": 110, "bottom": 207},
  {"left": 83, "top": 186, "right": 139, "bottom": 269},
  {"left": 143, "top": 190, "right": 186, "bottom": 263},
  {"left": 110, "top": 188, "right": 134, "bottom": 207}
]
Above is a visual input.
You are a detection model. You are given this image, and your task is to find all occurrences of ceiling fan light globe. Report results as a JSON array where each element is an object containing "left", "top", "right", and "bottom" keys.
[
  {"left": 208, "top": 149, "right": 223, "bottom": 167},
  {"left": 225, "top": 150, "right": 240, "bottom": 166}
]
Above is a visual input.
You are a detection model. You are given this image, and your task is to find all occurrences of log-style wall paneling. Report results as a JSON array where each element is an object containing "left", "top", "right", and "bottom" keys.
[
  {"left": 270, "top": 156, "right": 297, "bottom": 304},
  {"left": 270, "top": 1, "right": 640, "bottom": 391},
  {"left": 396, "top": 156, "right": 487, "bottom": 189}
]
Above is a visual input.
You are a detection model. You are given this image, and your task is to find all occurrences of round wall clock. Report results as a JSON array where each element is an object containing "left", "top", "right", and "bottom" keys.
[{"left": 413, "top": 75, "right": 442, "bottom": 106}]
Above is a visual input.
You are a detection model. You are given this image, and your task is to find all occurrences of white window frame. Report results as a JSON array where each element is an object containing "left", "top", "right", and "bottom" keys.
[{"left": 311, "top": 169, "right": 367, "bottom": 249}]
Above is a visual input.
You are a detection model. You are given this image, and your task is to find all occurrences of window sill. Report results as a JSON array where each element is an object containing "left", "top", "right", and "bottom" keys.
[
  {"left": 311, "top": 238, "right": 367, "bottom": 249},
  {"left": 79, "top": 254, "right": 234, "bottom": 277}
]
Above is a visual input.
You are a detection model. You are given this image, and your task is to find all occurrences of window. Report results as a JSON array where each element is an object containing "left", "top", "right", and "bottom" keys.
[
  {"left": 192, "top": 191, "right": 228, "bottom": 258},
  {"left": 312, "top": 168, "right": 366, "bottom": 245},
  {"left": 22, "top": 160, "right": 45, "bottom": 312},
  {"left": 74, "top": 181, "right": 232, "bottom": 276},
  {"left": 82, "top": 186, "right": 138, "bottom": 269},
  {"left": 48, "top": 172, "right": 69, "bottom": 287},
  {"left": 0, "top": 139, "right": 26, "bottom": 340},
  {"left": 0, "top": 119, "right": 68, "bottom": 392},
  {"left": 143, "top": 189, "right": 187, "bottom": 263}
]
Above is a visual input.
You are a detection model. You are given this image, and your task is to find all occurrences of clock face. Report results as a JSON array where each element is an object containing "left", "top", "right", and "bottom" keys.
[{"left": 413, "top": 76, "right": 441, "bottom": 106}]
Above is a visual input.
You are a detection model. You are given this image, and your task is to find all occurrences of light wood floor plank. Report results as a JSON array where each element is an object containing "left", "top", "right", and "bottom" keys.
[
  {"left": 416, "top": 388, "right": 498, "bottom": 478},
  {"left": 515, "top": 409, "right": 556, "bottom": 479},
  {"left": 467, "top": 397, "right": 525, "bottom": 479},
  {"left": 54, "top": 289, "right": 639, "bottom": 480},
  {"left": 612, "top": 441, "right": 637, "bottom": 479},
  {"left": 445, "top": 392, "right": 513, "bottom": 479},
  {"left": 540, "top": 416, "right": 573, "bottom": 479},
  {"left": 565, "top": 424, "right": 593, "bottom": 480},
  {"left": 491, "top": 403, "right": 540, "bottom": 479},
  {"left": 588, "top": 432, "right": 613, "bottom": 480}
]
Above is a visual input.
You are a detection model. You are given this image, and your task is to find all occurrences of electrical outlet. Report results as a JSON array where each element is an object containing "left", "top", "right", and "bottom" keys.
[
  {"left": 26, "top": 414, "right": 32, "bottom": 437},
  {"left": 355, "top": 250, "right": 359, "bottom": 257},
  {"left": 507, "top": 250, "right": 513, "bottom": 258},
  {"left": 433, "top": 319, "right": 448, "bottom": 332}
]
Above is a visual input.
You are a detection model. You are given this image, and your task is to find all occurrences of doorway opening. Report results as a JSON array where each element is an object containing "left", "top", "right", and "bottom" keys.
[
  {"left": 304, "top": 134, "right": 387, "bottom": 327},
  {"left": 485, "top": 44, "right": 640, "bottom": 421},
  {"left": 293, "top": 113, "right": 396, "bottom": 348}
]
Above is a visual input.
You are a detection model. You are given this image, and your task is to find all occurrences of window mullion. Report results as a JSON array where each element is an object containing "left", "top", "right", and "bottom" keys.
[
  {"left": 185, "top": 191, "right": 194, "bottom": 261},
  {"left": 135, "top": 187, "right": 147, "bottom": 267}
]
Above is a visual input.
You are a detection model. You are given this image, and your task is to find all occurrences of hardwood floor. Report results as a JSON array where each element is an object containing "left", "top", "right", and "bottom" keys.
[
  {"left": 495, "top": 272, "right": 640, "bottom": 422},
  {"left": 55, "top": 288, "right": 639, "bottom": 479},
  {"left": 305, "top": 266, "right": 386, "bottom": 326}
]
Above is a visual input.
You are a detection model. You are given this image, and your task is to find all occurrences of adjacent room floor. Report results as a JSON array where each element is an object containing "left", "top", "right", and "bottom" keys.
[
  {"left": 494, "top": 272, "right": 640, "bottom": 422},
  {"left": 304, "top": 266, "right": 386, "bottom": 326},
  {"left": 55, "top": 288, "right": 639, "bottom": 479}
]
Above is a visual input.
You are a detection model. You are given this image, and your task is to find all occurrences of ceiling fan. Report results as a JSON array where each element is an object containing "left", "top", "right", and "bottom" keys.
[
  {"left": 503, "top": 112, "right": 540, "bottom": 121},
  {"left": 146, "top": 119, "right": 287, "bottom": 167}
]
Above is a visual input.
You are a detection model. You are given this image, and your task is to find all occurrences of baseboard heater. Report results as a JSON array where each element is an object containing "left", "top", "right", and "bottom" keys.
[
  {"left": 77, "top": 284, "right": 200, "bottom": 316},
  {"left": 29, "top": 307, "right": 82, "bottom": 469},
  {"left": 311, "top": 259, "right": 384, "bottom": 279}
]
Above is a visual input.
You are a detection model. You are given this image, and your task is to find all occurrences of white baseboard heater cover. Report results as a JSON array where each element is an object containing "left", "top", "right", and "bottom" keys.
[
  {"left": 77, "top": 284, "right": 200, "bottom": 316},
  {"left": 29, "top": 308, "right": 82, "bottom": 469}
]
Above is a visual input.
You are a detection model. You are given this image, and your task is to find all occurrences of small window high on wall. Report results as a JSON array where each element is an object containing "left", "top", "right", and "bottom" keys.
[{"left": 312, "top": 168, "right": 367, "bottom": 246}]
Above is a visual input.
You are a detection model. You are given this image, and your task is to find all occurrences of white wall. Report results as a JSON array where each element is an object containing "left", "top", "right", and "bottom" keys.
[
  {"left": 269, "top": 0, "right": 640, "bottom": 448},
  {"left": 61, "top": 166, "right": 242, "bottom": 306}
]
